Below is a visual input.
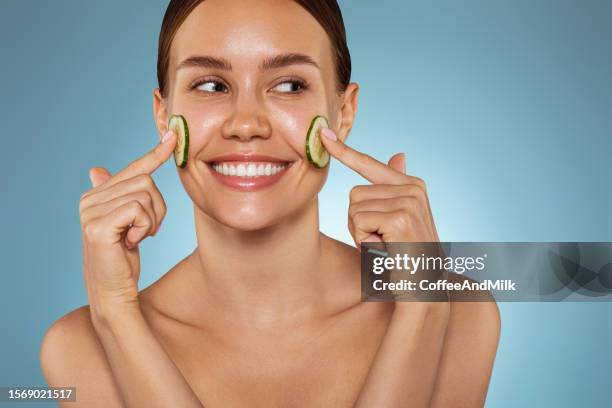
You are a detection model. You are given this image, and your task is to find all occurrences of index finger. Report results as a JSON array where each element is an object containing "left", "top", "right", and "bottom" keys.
[
  {"left": 103, "top": 130, "right": 177, "bottom": 189},
  {"left": 319, "top": 128, "right": 405, "bottom": 184}
]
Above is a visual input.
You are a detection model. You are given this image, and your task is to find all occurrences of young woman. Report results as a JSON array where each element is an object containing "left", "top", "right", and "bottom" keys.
[{"left": 41, "top": 1, "right": 500, "bottom": 406}]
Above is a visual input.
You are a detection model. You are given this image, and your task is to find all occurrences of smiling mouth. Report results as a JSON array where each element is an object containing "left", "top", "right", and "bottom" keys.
[
  {"left": 204, "top": 159, "right": 295, "bottom": 191},
  {"left": 208, "top": 161, "right": 293, "bottom": 177}
]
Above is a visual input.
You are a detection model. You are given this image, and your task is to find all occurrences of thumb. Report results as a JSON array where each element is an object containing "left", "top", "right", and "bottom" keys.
[
  {"left": 388, "top": 153, "right": 406, "bottom": 174},
  {"left": 358, "top": 232, "right": 385, "bottom": 253},
  {"left": 89, "top": 167, "right": 112, "bottom": 187},
  {"left": 363, "top": 233, "right": 384, "bottom": 243}
]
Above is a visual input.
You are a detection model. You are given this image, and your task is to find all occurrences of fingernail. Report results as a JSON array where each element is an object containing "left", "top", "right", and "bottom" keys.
[
  {"left": 161, "top": 130, "right": 173, "bottom": 144},
  {"left": 321, "top": 127, "right": 337, "bottom": 141}
]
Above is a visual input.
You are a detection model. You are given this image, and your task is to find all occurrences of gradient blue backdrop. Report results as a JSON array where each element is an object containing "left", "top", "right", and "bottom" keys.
[{"left": 1, "top": 1, "right": 611, "bottom": 407}]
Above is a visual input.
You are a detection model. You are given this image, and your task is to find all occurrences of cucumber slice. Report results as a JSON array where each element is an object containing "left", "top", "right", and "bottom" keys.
[
  {"left": 168, "top": 114, "right": 189, "bottom": 168},
  {"left": 305, "top": 115, "right": 330, "bottom": 168}
]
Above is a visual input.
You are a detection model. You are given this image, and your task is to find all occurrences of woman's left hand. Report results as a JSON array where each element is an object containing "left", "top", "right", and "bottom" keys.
[
  {"left": 319, "top": 127, "right": 440, "bottom": 247},
  {"left": 321, "top": 129, "right": 452, "bottom": 408}
]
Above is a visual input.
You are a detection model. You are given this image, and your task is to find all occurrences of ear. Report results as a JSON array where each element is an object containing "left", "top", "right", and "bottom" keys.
[
  {"left": 153, "top": 88, "right": 169, "bottom": 142},
  {"left": 335, "top": 82, "right": 359, "bottom": 143}
]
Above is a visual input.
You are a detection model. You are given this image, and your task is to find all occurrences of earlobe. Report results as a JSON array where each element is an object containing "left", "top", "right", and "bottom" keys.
[{"left": 153, "top": 88, "right": 169, "bottom": 139}]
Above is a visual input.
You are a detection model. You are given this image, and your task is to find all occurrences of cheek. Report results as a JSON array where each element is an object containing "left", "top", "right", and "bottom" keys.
[
  {"left": 170, "top": 100, "right": 225, "bottom": 159},
  {"left": 267, "top": 105, "right": 331, "bottom": 195},
  {"left": 267, "top": 103, "right": 326, "bottom": 159},
  {"left": 170, "top": 95, "right": 333, "bottom": 164}
]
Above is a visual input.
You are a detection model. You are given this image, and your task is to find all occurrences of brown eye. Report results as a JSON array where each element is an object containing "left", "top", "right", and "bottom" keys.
[
  {"left": 194, "top": 80, "right": 228, "bottom": 93},
  {"left": 272, "top": 80, "right": 307, "bottom": 93}
]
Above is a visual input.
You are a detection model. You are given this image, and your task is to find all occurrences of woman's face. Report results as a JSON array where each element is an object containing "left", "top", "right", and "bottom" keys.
[{"left": 156, "top": 0, "right": 356, "bottom": 231}]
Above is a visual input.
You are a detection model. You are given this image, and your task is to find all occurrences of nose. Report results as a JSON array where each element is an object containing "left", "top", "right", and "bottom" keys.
[{"left": 221, "top": 90, "right": 272, "bottom": 142}]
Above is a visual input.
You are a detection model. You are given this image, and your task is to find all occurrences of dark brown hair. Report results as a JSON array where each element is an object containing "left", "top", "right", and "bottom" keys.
[{"left": 157, "top": 0, "right": 351, "bottom": 97}]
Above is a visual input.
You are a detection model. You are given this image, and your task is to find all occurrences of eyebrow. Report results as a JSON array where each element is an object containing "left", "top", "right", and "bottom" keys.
[{"left": 176, "top": 52, "right": 320, "bottom": 72}]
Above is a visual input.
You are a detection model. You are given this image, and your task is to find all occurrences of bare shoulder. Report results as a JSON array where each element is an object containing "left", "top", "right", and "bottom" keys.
[
  {"left": 431, "top": 273, "right": 501, "bottom": 408},
  {"left": 40, "top": 305, "right": 124, "bottom": 407}
]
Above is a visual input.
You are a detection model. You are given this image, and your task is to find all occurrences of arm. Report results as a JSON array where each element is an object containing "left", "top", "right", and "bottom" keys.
[
  {"left": 354, "top": 298, "right": 500, "bottom": 408},
  {"left": 89, "top": 302, "right": 204, "bottom": 408},
  {"left": 353, "top": 302, "right": 450, "bottom": 407},
  {"left": 318, "top": 128, "right": 500, "bottom": 407},
  {"left": 430, "top": 296, "right": 500, "bottom": 407},
  {"left": 40, "top": 131, "right": 203, "bottom": 407},
  {"left": 41, "top": 302, "right": 204, "bottom": 408},
  {"left": 40, "top": 306, "right": 125, "bottom": 408}
]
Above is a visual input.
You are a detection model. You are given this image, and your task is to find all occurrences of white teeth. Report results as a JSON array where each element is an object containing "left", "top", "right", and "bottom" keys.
[
  {"left": 246, "top": 163, "right": 257, "bottom": 177},
  {"left": 212, "top": 162, "right": 288, "bottom": 177}
]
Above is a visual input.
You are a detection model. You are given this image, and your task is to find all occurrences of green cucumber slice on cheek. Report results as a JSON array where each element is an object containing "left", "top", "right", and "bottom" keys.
[
  {"left": 168, "top": 114, "right": 189, "bottom": 168},
  {"left": 305, "top": 115, "right": 330, "bottom": 168}
]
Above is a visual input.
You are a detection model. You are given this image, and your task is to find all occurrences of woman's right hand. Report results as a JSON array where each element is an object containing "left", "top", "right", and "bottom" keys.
[
  {"left": 73, "top": 130, "right": 204, "bottom": 408},
  {"left": 78, "top": 130, "right": 177, "bottom": 319}
]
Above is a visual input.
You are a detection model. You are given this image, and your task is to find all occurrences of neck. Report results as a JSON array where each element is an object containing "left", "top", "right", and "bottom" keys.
[{"left": 189, "top": 197, "right": 327, "bottom": 327}]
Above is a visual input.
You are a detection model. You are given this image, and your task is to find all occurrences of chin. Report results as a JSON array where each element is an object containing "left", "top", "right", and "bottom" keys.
[{"left": 213, "top": 204, "right": 286, "bottom": 232}]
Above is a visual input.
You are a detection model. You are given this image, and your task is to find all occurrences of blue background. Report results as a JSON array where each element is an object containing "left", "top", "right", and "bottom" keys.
[{"left": 1, "top": 1, "right": 611, "bottom": 406}]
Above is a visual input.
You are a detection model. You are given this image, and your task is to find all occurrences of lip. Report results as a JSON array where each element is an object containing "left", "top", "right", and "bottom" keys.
[{"left": 204, "top": 153, "right": 294, "bottom": 191}]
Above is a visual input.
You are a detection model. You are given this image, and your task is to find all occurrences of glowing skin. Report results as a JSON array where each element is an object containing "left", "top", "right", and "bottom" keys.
[
  {"left": 40, "top": 1, "right": 500, "bottom": 407},
  {"left": 154, "top": 0, "right": 344, "bottom": 231}
]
